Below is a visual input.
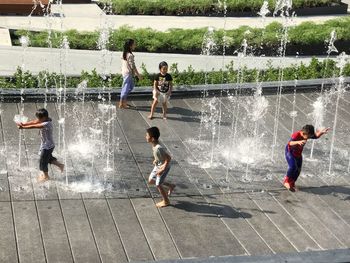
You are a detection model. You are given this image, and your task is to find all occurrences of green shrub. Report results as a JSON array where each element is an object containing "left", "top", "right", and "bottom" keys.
[
  {"left": 2, "top": 58, "right": 349, "bottom": 89},
  {"left": 12, "top": 17, "right": 350, "bottom": 56},
  {"left": 99, "top": 0, "right": 338, "bottom": 16}
]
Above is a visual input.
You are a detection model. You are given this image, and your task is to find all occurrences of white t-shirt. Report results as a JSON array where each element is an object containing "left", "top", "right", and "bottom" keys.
[
  {"left": 121, "top": 53, "right": 136, "bottom": 77},
  {"left": 152, "top": 144, "right": 169, "bottom": 166}
]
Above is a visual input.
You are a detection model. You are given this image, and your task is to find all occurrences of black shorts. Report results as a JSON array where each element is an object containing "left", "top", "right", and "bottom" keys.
[{"left": 39, "top": 148, "right": 57, "bottom": 172}]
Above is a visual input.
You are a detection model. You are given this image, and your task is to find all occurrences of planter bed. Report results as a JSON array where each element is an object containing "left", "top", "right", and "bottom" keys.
[{"left": 98, "top": 0, "right": 348, "bottom": 17}]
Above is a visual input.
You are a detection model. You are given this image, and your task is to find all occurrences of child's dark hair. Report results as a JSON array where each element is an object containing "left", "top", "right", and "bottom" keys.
[
  {"left": 159, "top": 61, "right": 168, "bottom": 70},
  {"left": 302, "top": 124, "right": 315, "bottom": 136},
  {"left": 35, "top": 108, "right": 49, "bottom": 119},
  {"left": 147, "top": 126, "right": 160, "bottom": 140},
  {"left": 123, "top": 39, "right": 134, "bottom": 60}
]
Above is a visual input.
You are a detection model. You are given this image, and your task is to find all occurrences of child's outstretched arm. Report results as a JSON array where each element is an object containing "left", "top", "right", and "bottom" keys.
[
  {"left": 315, "top": 127, "right": 330, "bottom": 138},
  {"left": 20, "top": 119, "right": 40, "bottom": 126},
  {"left": 18, "top": 122, "right": 45, "bottom": 129}
]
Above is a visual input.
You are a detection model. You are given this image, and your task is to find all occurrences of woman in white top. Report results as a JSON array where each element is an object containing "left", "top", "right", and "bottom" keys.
[{"left": 119, "top": 39, "right": 142, "bottom": 109}]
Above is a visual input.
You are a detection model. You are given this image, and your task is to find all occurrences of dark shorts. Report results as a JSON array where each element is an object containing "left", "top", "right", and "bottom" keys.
[{"left": 39, "top": 147, "right": 57, "bottom": 172}]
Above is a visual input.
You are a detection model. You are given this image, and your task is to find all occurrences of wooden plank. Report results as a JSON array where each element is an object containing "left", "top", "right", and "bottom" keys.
[
  {"left": 0, "top": 202, "right": 18, "bottom": 262},
  {"left": 160, "top": 195, "right": 246, "bottom": 258},
  {"left": 132, "top": 198, "right": 180, "bottom": 260},
  {"left": 84, "top": 199, "right": 128, "bottom": 263},
  {"left": 116, "top": 106, "right": 150, "bottom": 143},
  {"left": 0, "top": 109, "right": 7, "bottom": 201},
  {"left": 293, "top": 189, "right": 350, "bottom": 247},
  {"left": 60, "top": 199, "right": 101, "bottom": 263},
  {"left": 0, "top": 145, "right": 10, "bottom": 201},
  {"left": 1, "top": 103, "right": 21, "bottom": 145},
  {"left": 228, "top": 193, "right": 297, "bottom": 254},
  {"left": 13, "top": 201, "right": 46, "bottom": 263},
  {"left": 107, "top": 198, "right": 154, "bottom": 262},
  {"left": 211, "top": 194, "right": 273, "bottom": 255},
  {"left": 7, "top": 144, "right": 35, "bottom": 201},
  {"left": 0, "top": 105, "right": 5, "bottom": 144},
  {"left": 249, "top": 191, "right": 320, "bottom": 252},
  {"left": 272, "top": 190, "right": 345, "bottom": 250},
  {"left": 36, "top": 200, "right": 73, "bottom": 263}
]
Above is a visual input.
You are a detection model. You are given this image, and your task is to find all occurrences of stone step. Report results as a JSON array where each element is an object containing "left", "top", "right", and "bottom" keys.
[{"left": 0, "top": 28, "right": 11, "bottom": 47}]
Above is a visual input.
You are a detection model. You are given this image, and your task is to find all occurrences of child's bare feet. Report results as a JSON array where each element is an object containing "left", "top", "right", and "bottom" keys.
[
  {"left": 163, "top": 115, "right": 167, "bottom": 120},
  {"left": 118, "top": 103, "right": 130, "bottom": 109},
  {"left": 37, "top": 175, "right": 49, "bottom": 182},
  {"left": 156, "top": 200, "right": 170, "bottom": 208},
  {"left": 148, "top": 115, "right": 153, "bottom": 120},
  {"left": 168, "top": 185, "right": 176, "bottom": 196}
]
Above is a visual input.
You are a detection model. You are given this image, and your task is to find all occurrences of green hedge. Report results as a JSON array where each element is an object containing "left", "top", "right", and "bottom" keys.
[
  {"left": 99, "top": 0, "right": 338, "bottom": 16},
  {"left": 12, "top": 17, "right": 350, "bottom": 55},
  {"left": 1, "top": 58, "right": 349, "bottom": 89}
]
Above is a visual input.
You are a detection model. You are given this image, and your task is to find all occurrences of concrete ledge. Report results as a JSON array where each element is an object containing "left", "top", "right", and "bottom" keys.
[
  {"left": 0, "top": 28, "right": 12, "bottom": 47},
  {"left": 1, "top": 77, "right": 349, "bottom": 102},
  {"left": 144, "top": 248, "right": 350, "bottom": 263}
]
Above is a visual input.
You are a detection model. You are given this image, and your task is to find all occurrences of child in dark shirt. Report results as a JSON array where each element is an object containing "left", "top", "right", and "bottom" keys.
[
  {"left": 284, "top": 124, "right": 329, "bottom": 191},
  {"left": 148, "top": 61, "right": 173, "bottom": 120}
]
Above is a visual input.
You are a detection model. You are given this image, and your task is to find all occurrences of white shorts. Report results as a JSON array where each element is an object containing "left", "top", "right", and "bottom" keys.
[
  {"left": 149, "top": 165, "right": 171, "bottom": 186},
  {"left": 153, "top": 90, "right": 170, "bottom": 104}
]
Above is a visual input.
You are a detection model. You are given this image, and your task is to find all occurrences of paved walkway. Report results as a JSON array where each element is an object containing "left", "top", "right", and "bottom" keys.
[
  {"left": 0, "top": 4, "right": 348, "bottom": 32},
  {"left": 0, "top": 46, "right": 334, "bottom": 76},
  {"left": 0, "top": 90, "right": 350, "bottom": 262}
]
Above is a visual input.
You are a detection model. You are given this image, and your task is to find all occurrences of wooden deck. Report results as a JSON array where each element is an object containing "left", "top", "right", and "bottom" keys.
[{"left": 0, "top": 92, "right": 349, "bottom": 262}]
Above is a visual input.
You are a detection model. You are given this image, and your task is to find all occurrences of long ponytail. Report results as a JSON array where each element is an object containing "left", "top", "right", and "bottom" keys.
[{"left": 123, "top": 39, "right": 134, "bottom": 60}]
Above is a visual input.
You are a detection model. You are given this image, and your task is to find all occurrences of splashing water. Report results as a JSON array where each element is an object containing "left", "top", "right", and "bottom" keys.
[
  {"left": 13, "top": 114, "right": 28, "bottom": 167},
  {"left": 271, "top": 0, "right": 293, "bottom": 161},
  {"left": 328, "top": 52, "right": 349, "bottom": 175},
  {"left": 273, "top": 0, "right": 292, "bottom": 17},
  {"left": 68, "top": 139, "right": 99, "bottom": 159},
  {"left": 19, "top": 36, "right": 30, "bottom": 48},
  {"left": 13, "top": 115, "right": 28, "bottom": 124},
  {"left": 249, "top": 95, "right": 269, "bottom": 122},
  {"left": 311, "top": 97, "right": 325, "bottom": 128},
  {"left": 309, "top": 96, "right": 325, "bottom": 159},
  {"left": 202, "top": 27, "right": 217, "bottom": 57},
  {"left": 76, "top": 80, "right": 88, "bottom": 95},
  {"left": 327, "top": 30, "right": 338, "bottom": 55},
  {"left": 65, "top": 181, "right": 111, "bottom": 194},
  {"left": 221, "top": 136, "right": 270, "bottom": 166},
  {"left": 258, "top": 1, "right": 270, "bottom": 18}
]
